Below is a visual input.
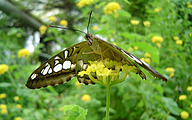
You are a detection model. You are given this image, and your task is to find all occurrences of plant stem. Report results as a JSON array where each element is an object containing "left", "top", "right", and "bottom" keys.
[{"left": 106, "top": 86, "right": 111, "bottom": 120}]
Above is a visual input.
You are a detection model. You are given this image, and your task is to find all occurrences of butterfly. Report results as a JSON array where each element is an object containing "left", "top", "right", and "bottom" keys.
[{"left": 26, "top": 10, "right": 167, "bottom": 89}]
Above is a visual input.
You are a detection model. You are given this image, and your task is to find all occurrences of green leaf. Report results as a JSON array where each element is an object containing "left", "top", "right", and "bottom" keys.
[
  {"left": 63, "top": 105, "right": 88, "bottom": 120},
  {"left": 132, "top": 42, "right": 160, "bottom": 64},
  {"left": 117, "top": 10, "right": 131, "bottom": 18},
  {"left": 153, "top": 83, "right": 163, "bottom": 94},
  {"left": 161, "top": 97, "right": 179, "bottom": 116}
]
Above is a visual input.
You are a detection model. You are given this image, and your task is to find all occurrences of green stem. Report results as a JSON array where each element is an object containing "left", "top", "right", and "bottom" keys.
[{"left": 106, "top": 86, "right": 111, "bottom": 120}]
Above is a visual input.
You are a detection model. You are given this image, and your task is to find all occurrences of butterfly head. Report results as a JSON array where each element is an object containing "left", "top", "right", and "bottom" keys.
[{"left": 84, "top": 33, "right": 94, "bottom": 46}]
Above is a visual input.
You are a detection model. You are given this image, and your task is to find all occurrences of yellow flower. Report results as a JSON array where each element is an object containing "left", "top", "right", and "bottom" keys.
[
  {"left": 190, "top": 104, "right": 192, "bottom": 108},
  {"left": 14, "top": 96, "right": 19, "bottom": 101},
  {"left": 165, "top": 67, "right": 175, "bottom": 72},
  {"left": 179, "top": 95, "right": 187, "bottom": 101},
  {"left": 154, "top": 8, "right": 160, "bottom": 12},
  {"left": 1, "top": 108, "right": 8, "bottom": 114},
  {"left": 176, "top": 40, "right": 183, "bottom": 45},
  {"left": 151, "top": 36, "right": 163, "bottom": 43},
  {"left": 187, "top": 86, "right": 192, "bottom": 91},
  {"left": 81, "top": 94, "right": 91, "bottom": 102},
  {"left": 48, "top": 16, "right": 56, "bottom": 22},
  {"left": 15, "top": 104, "right": 22, "bottom": 108},
  {"left": 104, "top": 2, "right": 121, "bottom": 14},
  {"left": 144, "top": 52, "right": 151, "bottom": 58},
  {"left": 39, "top": 25, "right": 47, "bottom": 35},
  {"left": 0, "top": 104, "right": 7, "bottom": 109},
  {"left": 18, "top": 48, "right": 30, "bottom": 58},
  {"left": 188, "top": 4, "right": 192, "bottom": 8},
  {"left": 113, "top": 42, "right": 117, "bottom": 46},
  {"left": 143, "top": 21, "right": 150, "bottom": 27},
  {"left": 92, "top": 26, "right": 98, "bottom": 30},
  {"left": 189, "top": 33, "right": 192, "bottom": 37},
  {"left": 76, "top": 0, "right": 93, "bottom": 8},
  {"left": 180, "top": 111, "right": 189, "bottom": 119},
  {"left": 0, "top": 64, "right": 8, "bottom": 75},
  {"left": 59, "top": 20, "right": 68, "bottom": 27},
  {"left": 133, "top": 46, "right": 138, "bottom": 50},
  {"left": 78, "top": 59, "right": 137, "bottom": 86},
  {"left": 130, "top": 20, "right": 140, "bottom": 25},
  {"left": 173, "top": 36, "right": 179, "bottom": 40},
  {"left": 128, "top": 47, "right": 133, "bottom": 52},
  {"left": 140, "top": 58, "right": 151, "bottom": 64},
  {"left": 14, "top": 117, "right": 22, "bottom": 120}
]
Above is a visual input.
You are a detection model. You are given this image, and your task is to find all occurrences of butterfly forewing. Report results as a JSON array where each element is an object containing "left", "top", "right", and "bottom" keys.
[{"left": 26, "top": 42, "right": 88, "bottom": 89}]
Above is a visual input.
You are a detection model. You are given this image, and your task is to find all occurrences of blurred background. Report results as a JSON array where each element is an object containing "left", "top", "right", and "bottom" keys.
[{"left": 0, "top": 0, "right": 192, "bottom": 119}]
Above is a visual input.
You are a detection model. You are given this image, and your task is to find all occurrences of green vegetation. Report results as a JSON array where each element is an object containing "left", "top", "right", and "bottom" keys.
[{"left": 1, "top": 0, "right": 192, "bottom": 119}]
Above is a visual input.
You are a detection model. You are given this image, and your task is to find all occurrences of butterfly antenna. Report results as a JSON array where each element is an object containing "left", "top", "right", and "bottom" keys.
[
  {"left": 48, "top": 25, "right": 86, "bottom": 34},
  {"left": 87, "top": 9, "right": 93, "bottom": 33}
]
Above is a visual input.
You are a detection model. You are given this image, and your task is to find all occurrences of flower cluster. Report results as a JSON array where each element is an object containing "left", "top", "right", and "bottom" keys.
[
  {"left": 18, "top": 48, "right": 30, "bottom": 58},
  {"left": 81, "top": 94, "right": 91, "bottom": 102},
  {"left": 141, "top": 52, "right": 151, "bottom": 64},
  {"left": 173, "top": 36, "right": 183, "bottom": 45},
  {"left": 165, "top": 67, "right": 175, "bottom": 78},
  {"left": 143, "top": 21, "right": 151, "bottom": 27},
  {"left": 0, "top": 104, "right": 8, "bottom": 114},
  {"left": 104, "top": 2, "right": 121, "bottom": 14},
  {"left": 39, "top": 25, "right": 47, "bottom": 35},
  {"left": 59, "top": 20, "right": 68, "bottom": 27},
  {"left": 151, "top": 36, "right": 164, "bottom": 48},
  {"left": 76, "top": 0, "right": 93, "bottom": 8},
  {"left": 78, "top": 59, "right": 137, "bottom": 87},
  {"left": 130, "top": 20, "right": 140, "bottom": 25},
  {"left": 48, "top": 16, "right": 56, "bottom": 22},
  {"left": 0, "top": 64, "right": 9, "bottom": 75}
]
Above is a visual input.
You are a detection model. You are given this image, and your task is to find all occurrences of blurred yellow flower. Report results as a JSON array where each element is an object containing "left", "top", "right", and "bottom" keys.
[
  {"left": 0, "top": 65, "right": 9, "bottom": 75},
  {"left": 39, "top": 25, "right": 47, "bottom": 35},
  {"left": 133, "top": 46, "right": 138, "bottom": 50},
  {"left": 173, "top": 36, "right": 179, "bottom": 40},
  {"left": 0, "top": 108, "right": 8, "bottom": 114},
  {"left": 18, "top": 48, "right": 30, "bottom": 58},
  {"left": 59, "top": 20, "right": 68, "bottom": 27},
  {"left": 187, "top": 86, "right": 192, "bottom": 91},
  {"left": 94, "top": 5, "right": 100, "bottom": 9},
  {"left": 144, "top": 52, "right": 151, "bottom": 58},
  {"left": 190, "top": 104, "right": 192, "bottom": 108},
  {"left": 113, "top": 42, "right": 117, "bottom": 46},
  {"left": 165, "top": 67, "right": 175, "bottom": 78},
  {"left": 14, "top": 117, "right": 22, "bottom": 120},
  {"left": 81, "top": 94, "right": 91, "bottom": 102},
  {"left": 130, "top": 20, "right": 140, "bottom": 25},
  {"left": 154, "top": 8, "right": 160, "bottom": 12},
  {"left": 165, "top": 67, "right": 175, "bottom": 72},
  {"left": 14, "top": 96, "right": 19, "bottom": 101},
  {"left": 48, "top": 16, "right": 56, "bottom": 22},
  {"left": 188, "top": 4, "right": 192, "bottom": 8},
  {"left": 176, "top": 40, "right": 183, "bottom": 45},
  {"left": 128, "top": 47, "right": 133, "bottom": 52},
  {"left": 143, "top": 21, "right": 150, "bottom": 27},
  {"left": 179, "top": 95, "right": 187, "bottom": 101},
  {"left": 92, "top": 26, "right": 98, "bottom": 30},
  {"left": 180, "top": 111, "right": 189, "bottom": 119},
  {"left": 76, "top": 0, "right": 93, "bottom": 8},
  {"left": 15, "top": 104, "right": 22, "bottom": 108},
  {"left": 141, "top": 58, "right": 151, "bottom": 64},
  {"left": 151, "top": 36, "right": 163, "bottom": 43},
  {"left": 104, "top": 2, "right": 121, "bottom": 14},
  {"left": 0, "top": 104, "right": 7, "bottom": 109},
  {"left": 75, "top": 81, "right": 81, "bottom": 89},
  {"left": 189, "top": 33, "right": 192, "bottom": 37}
]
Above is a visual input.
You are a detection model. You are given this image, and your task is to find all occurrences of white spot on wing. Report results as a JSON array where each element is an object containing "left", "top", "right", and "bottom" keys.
[
  {"left": 53, "top": 64, "right": 62, "bottom": 72},
  {"left": 48, "top": 68, "right": 52, "bottom": 74},
  {"left": 54, "top": 60, "right": 59, "bottom": 65},
  {"left": 71, "top": 64, "right": 76, "bottom": 70},
  {"left": 64, "top": 51, "right": 68, "bottom": 59},
  {"left": 54, "top": 56, "right": 61, "bottom": 59},
  {"left": 63, "top": 61, "right": 71, "bottom": 70},
  {"left": 41, "top": 63, "right": 50, "bottom": 75},
  {"left": 31, "top": 73, "right": 38, "bottom": 80}
]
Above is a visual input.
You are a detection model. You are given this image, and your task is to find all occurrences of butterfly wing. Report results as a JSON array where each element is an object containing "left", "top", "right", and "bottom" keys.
[
  {"left": 26, "top": 41, "right": 88, "bottom": 89},
  {"left": 95, "top": 37, "right": 167, "bottom": 81}
]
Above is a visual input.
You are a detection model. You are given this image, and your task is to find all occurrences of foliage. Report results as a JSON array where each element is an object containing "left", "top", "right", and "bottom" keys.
[{"left": 0, "top": 0, "right": 192, "bottom": 119}]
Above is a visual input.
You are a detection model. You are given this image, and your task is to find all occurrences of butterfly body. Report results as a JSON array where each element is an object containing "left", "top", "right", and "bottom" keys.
[{"left": 26, "top": 32, "right": 167, "bottom": 89}]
